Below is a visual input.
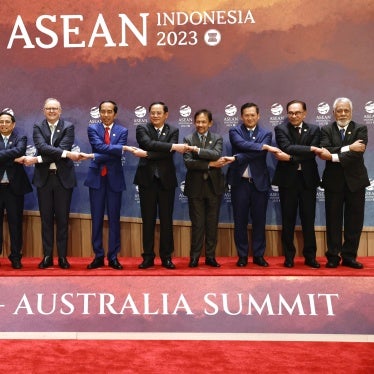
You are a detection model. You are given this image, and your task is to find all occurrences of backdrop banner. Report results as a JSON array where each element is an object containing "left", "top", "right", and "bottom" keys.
[{"left": 0, "top": 1, "right": 373, "bottom": 225}]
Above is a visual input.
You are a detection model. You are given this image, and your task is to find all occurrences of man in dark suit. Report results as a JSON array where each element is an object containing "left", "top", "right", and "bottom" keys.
[
  {"left": 272, "top": 100, "right": 322, "bottom": 268},
  {"left": 318, "top": 97, "right": 369, "bottom": 269},
  {"left": 134, "top": 102, "right": 190, "bottom": 269},
  {"left": 183, "top": 109, "right": 233, "bottom": 268},
  {"left": 226, "top": 102, "right": 279, "bottom": 267},
  {"left": 0, "top": 111, "right": 32, "bottom": 269},
  {"left": 23, "top": 98, "right": 81, "bottom": 269},
  {"left": 84, "top": 100, "right": 129, "bottom": 270}
]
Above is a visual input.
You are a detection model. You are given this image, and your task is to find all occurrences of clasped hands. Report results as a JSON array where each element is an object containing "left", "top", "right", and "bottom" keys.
[{"left": 14, "top": 151, "right": 93, "bottom": 166}]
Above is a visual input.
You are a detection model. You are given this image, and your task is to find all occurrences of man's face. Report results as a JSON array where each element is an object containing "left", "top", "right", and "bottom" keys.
[
  {"left": 194, "top": 113, "right": 212, "bottom": 135},
  {"left": 0, "top": 114, "right": 15, "bottom": 136},
  {"left": 287, "top": 103, "right": 306, "bottom": 127},
  {"left": 334, "top": 101, "right": 352, "bottom": 126},
  {"left": 100, "top": 102, "right": 117, "bottom": 126},
  {"left": 149, "top": 104, "right": 168, "bottom": 128},
  {"left": 44, "top": 99, "right": 61, "bottom": 124},
  {"left": 241, "top": 106, "right": 259, "bottom": 129}
]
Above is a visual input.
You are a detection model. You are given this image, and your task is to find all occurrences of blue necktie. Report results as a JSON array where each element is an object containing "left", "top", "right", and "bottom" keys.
[{"left": 340, "top": 128, "right": 345, "bottom": 140}]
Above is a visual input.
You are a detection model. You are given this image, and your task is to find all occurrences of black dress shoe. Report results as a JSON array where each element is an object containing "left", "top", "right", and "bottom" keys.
[
  {"left": 58, "top": 257, "right": 70, "bottom": 269},
  {"left": 11, "top": 258, "right": 22, "bottom": 269},
  {"left": 253, "top": 256, "right": 269, "bottom": 267},
  {"left": 138, "top": 258, "right": 155, "bottom": 269},
  {"left": 284, "top": 260, "right": 294, "bottom": 268},
  {"left": 205, "top": 257, "right": 221, "bottom": 267},
  {"left": 38, "top": 256, "right": 53, "bottom": 269},
  {"left": 87, "top": 257, "right": 104, "bottom": 269},
  {"left": 304, "top": 258, "right": 320, "bottom": 268},
  {"left": 236, "top": 257, "right": 248, "bottom": 267},
  {"left": 161, "top": 258, "right": 176, "bottom": 269},
  {"left": 108, "top": 258, "right": 123, "bottom": 270},
  {"left": 326, "top": 261, "right": 339, "bottom": 268},
  {"left": 189, "top": 258, "right": 199, "bottom": 268},
  {"left": 342, "top": 258, "right": 363, "bottom": 269}
]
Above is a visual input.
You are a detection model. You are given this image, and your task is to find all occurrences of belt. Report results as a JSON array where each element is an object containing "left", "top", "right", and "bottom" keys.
[
  {"left": 241, "top": 177, "right": 254, "bottom": 183},
  {"left": 49, "top": 169, "right": 57, "bottom": 174}
]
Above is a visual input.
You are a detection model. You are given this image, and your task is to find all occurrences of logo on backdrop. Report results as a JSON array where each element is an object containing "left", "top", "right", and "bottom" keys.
[
  {"left": 223, "top": 104, "right": 239, "bottom": 127},
  {"left": 178, "top": 105, "right": 192, "bottom": 128},
  {"left": 134, "top": 105, "right": 147, "bottom": 125},
  {"left": 89, "top": 106, "right": 100, "bottom": 124},
  {"left": 315, "top": 102, "right": 331, "bottom": 126},
  {"left": 178, "top": 181, "right": 188, "bottom": 203},
  {"left": 363, "top": 100, "right": 374, "bottom": 125},
  {"left": 269, "top": 103, "right": 284, "bottom": 126}
]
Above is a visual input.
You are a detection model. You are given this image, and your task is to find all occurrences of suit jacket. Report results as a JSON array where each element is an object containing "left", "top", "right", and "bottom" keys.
[
  {"left": 272, "top": 122, "right": 321, "bottom": 188},
  {"left": 227, "top": 124, "right": 272, "bottom": 192},
  {"left": 134, "top": 123, "right": 178, "bottom": 189},
  {"left": 0, "top": 128, "right": 32, "bottom": 195},
  {"left": 33, "top": 118, "right": 76, "bottom": 189},
  {"left": 183, "top": 131, "right": 225, "bottom": 197},
  {"left": 84, "top": 122, "right": 128, "bottom": 192},
  {"left": 320, "top": 121, "right": 369, "bottom": 192}
]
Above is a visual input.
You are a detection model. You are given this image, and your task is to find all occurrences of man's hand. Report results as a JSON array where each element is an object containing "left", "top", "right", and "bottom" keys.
[
  {"left": 66, "top": 151, "right": 82, "bottom": 161},
  {"left": 16, "top": 156, "right": 38, "bottom": 166},
  {"left": 349, "top": 140, "right": 366, "bottom": 152},
  {"left": 274, "top": 151, "right": 291, "bottom": 161},
  {"left": 171, "top": 143, "right": 190, "bottom": 153},
  {"left": 263, "top": 144, "right": 281, "bottom": 153},
  {"left": 209, "top": 157, "right": 234, "bottom": 168},
  {"left": 317, "top": 148, "right": 332, "bottom": 160},
  {"left": 311, "top": 146, "right": 324, "bottom": 155},
  {"left": 78, "top": 152, "right": 94, "bottom": 160}
]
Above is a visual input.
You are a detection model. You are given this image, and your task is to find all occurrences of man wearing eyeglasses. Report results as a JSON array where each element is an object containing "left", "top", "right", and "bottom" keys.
[
  {"left": 20, "top": 98, "right": 81, "bottom": 269},
  {"left": 272, "top": 100, "right": 322, "bottom": 268},
  {"left": 318, "top": 97, "right": 369, "bottom": 269},
  {"left": 0, "top": 110, "right": 32, "bottom": 269}
]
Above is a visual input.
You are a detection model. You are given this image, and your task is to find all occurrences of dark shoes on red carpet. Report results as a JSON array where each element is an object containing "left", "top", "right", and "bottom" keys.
[
  {"left": 341, "top": 258, "right": 363, "bottom": 269},
  {"left": 189, "top": 257, "right": 199, "bottom": 267},
  {"left": 138, "top": 258, "right": 155, "bottom": 269},
  {"left": 253, "top": 256, "right": 269, "bottom": 267},
  {"left": 87, "top": 257, "right": 104, "bottom": 269},
  {"left": 304, "top": 258, "right": 320, "bottom": 268},
  {"left": 284, "top": 260, "right": 294, "bottom": 268},
  {"left": 58, "top": 257, "right": 70, "bottom": 269},
  {"left": 205, "top": 257, "right": 221, "bottom": 267},
  {"left": 108, "top": 258, "right": 123, "bottom": 270},
  {"left": 236, "top": 256, "right": 248, "bottom": 267},
  {"left": 38, "top": 256, "right": 54, "bottom": 269},
  {"left": 10, "top": 258, "right": 22, "bottom": 269},
  {"left": 161, "top": 258, "right": 176, "bottom": 269}
]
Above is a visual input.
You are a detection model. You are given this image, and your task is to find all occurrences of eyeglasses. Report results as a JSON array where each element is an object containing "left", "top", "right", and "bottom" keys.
[
  {"left": 0, "top": 120, "right": 13, "bottom": 124},
  {"left": 44, "top": 107, "right": 60, "bottom": 112},
  {"left": 287, "top": 111, "right": 304, "bottom": 117}
]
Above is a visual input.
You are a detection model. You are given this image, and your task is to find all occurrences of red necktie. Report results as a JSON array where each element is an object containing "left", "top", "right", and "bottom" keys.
[{"left": 101, "top": 127, "right": 110, "bottom": 176}]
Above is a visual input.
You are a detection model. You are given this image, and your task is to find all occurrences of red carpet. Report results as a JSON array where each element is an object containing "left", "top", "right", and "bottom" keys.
[
  {"left": 1, "top": 256, "right": 373, "bottom": 276},
  {"left": 0, "top": 340, "right": 373, "bottom": 373},
  {"left": 1, "top": 257, "right": 373, "bottom": 373}
]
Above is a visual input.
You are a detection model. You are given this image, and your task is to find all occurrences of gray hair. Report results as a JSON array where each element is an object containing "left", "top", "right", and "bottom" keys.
[{"left": 333, "top": 97, "right": 352, "bottom": 111}]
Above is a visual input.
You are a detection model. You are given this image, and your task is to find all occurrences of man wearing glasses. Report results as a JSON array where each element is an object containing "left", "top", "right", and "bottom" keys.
[
  {"left": 21, "top": 98, "right": 81, "bottom": 269},
  {"left": 272, "top": 100, "right": 322, "bottom": 268}
]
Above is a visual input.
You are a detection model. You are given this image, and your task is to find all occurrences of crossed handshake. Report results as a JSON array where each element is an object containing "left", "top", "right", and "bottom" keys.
[{"left": 15, "top": 152, "right": 94, "bottom": 166}]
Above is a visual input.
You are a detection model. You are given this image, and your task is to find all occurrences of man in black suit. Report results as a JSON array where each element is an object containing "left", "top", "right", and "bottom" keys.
[
  {"left": 183, "top": 109, "right": 233, "bottom": 268},
  {"left": 272, "top": 100, "right": 322, "bottom": 268},
  {"left": 318, "top": 97, "right": 369, "bottom": 269},
  {"left": 22, "top": 98, "right": 82, "bottom": 269},
  {"left": 0, "top": 111, "right": 32, "bottom": 269},
  {"left": 134, "top": 102, "right": 190, "bottom": 269}
]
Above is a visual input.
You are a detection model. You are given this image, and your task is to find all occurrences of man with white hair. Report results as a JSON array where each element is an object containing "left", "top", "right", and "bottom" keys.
[{"left": 318, "top": 97, "right": 369, "bottom": 269}]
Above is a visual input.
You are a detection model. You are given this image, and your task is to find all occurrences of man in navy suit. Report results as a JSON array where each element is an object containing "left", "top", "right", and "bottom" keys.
[
  {"left": 183, "top": 109, "right": 233, "bottom": 268},
  {"left": 227, "top": 102, "right": 279, "bottom": 267},
  {"left": 134, "top": 102, "right": 190, "bottom": 269},
  {"left": 21, "top": 98, "right": 81, "bottom": 269},
  {"left": 318, "top": 97, "right": 369, "bottom": 269},
  {"left": 0, "top": 110, "right": 32, "bottom": 269},
  {"left": 85, "top": 100, "right": 130, "bottom": 270},
  {"left": 272, "top": 100, "right": 322, "bottom": 268}
]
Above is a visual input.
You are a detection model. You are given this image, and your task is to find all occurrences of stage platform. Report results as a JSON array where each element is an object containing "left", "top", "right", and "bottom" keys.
[{"left": 0, "top": 257, "right": 373, "bottom": 342}]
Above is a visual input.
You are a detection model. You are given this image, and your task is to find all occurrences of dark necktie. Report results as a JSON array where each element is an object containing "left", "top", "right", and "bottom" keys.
[
  {"left": 101, "top": 127, "right": 110, "bottom": 176},
  {"left": 340, "top": 128, "right": 345, "bottom": 141},
  {"left": 157, "top": 128, "right": 161, "bottom": 139},
  {"left": 294, "top": 126, "right": 301, "bottom": 141},
  {"left": 201, "top": 135, "right": 206, "bottom": 148}
]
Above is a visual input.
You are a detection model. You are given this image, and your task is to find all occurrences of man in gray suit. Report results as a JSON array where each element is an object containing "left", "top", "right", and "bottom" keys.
[{"left": 183, "top": 109, "right": 233, "bottom": 268}]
